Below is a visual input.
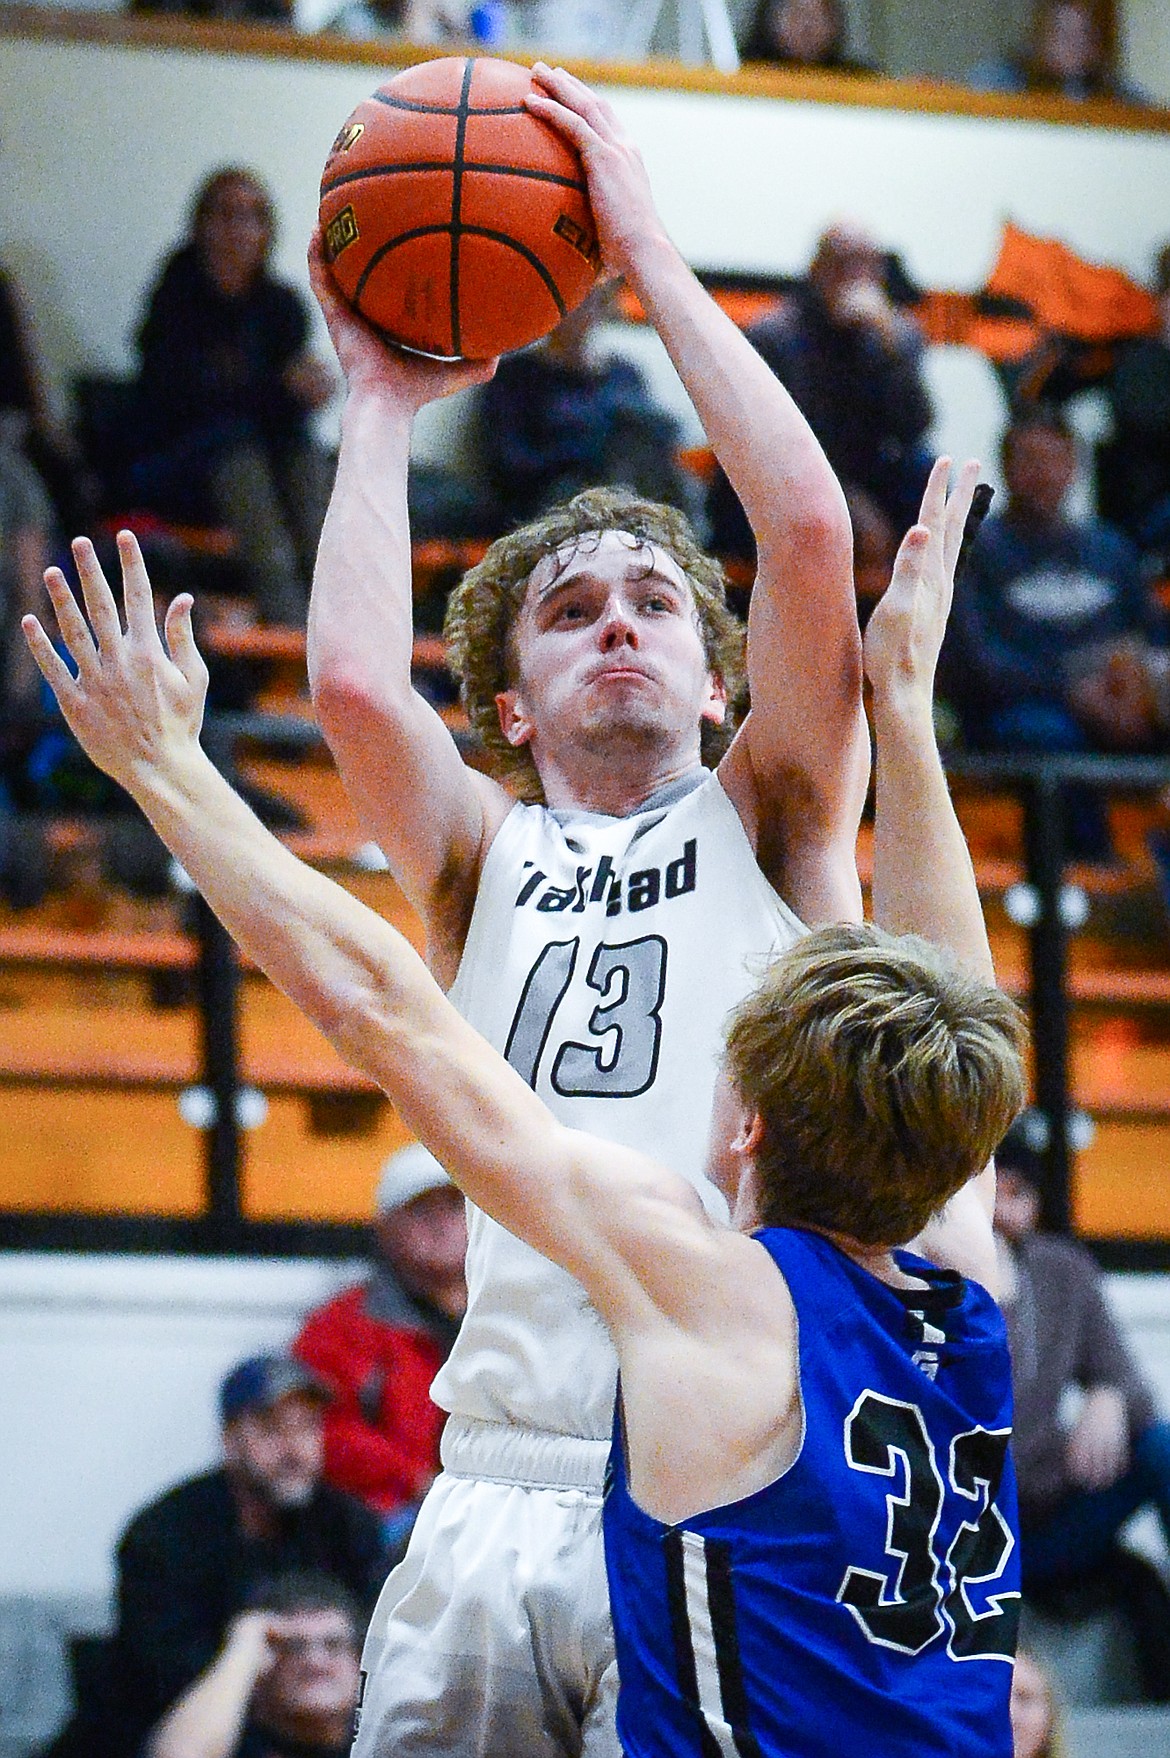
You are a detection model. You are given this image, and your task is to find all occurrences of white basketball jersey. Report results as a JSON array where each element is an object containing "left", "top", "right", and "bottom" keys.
[{"left": 433, "top": 769, "right": 805, "bottom": 1440}]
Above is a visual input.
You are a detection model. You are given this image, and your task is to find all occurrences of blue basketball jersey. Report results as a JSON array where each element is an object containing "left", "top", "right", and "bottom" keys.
[{"left": 603, "top": 1227, "right": 1019, "bottom": 1758}]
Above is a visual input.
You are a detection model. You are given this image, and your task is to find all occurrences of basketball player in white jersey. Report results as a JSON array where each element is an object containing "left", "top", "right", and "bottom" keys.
[
  {"left": 305, "top": 65, "right": 870, "bottom": 1755},
  {"left": 26, "top": 461, "right": 1010, "bottom": 1758}
]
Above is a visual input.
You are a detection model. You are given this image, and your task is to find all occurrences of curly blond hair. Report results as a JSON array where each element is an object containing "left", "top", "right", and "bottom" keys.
[{"left": 443, "top": 488, "right": 746, "bottom": 803}]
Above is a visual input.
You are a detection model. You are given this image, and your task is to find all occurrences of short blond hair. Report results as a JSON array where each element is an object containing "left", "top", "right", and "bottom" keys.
[
  {"left": 443, "top": 487, "right": 745, "bottom": 803},
  {"left": 725, "top": 923, "right": 1027, "bottom": 1246}
]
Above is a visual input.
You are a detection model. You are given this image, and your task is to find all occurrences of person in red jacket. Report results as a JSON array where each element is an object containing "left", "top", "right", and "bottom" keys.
[{"left": 294, "top": 1145, "right": 467, "bottom": 1552}]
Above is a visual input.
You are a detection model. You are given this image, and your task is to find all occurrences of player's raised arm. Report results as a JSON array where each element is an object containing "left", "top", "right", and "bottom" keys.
[
  {"left": 864, "top": 459, "right": 1009, "bottom": 1285},
  {"left": 23, "top": 534, "right": 708, "bottom": 1322},
  {"left": 864, "top": 459, "right": 993, "bottom": 983},
  {"left": 526, "top": 65, "right": 869, "bottom": 927},
  {"left": 305, "top": 237, "right": 511, "bottom": 982}
]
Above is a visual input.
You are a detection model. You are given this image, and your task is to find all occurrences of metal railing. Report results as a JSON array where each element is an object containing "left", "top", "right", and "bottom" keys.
[{"left": 4, "top": 724, "right": 1170, "bottom": 1256}]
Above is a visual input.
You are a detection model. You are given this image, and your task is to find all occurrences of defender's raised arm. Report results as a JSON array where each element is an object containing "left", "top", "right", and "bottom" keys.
[{"left": 22, "top": 534, "right": 703, "bottom": 1320}]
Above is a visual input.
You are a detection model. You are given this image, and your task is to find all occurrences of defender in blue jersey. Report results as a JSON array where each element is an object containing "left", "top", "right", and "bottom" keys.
[{"left": 27, "top": 461, "right": 1025, "bottom": 1758}]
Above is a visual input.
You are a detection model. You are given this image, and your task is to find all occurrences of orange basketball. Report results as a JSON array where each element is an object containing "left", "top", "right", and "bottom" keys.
[{"left": 319, "top": 58, "right": 601, "bottom": 360}]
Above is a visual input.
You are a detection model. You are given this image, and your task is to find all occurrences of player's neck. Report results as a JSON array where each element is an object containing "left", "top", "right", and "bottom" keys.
[
  {"left": 537, "top": 748, "right": 701, "bottom": 818},
  {"left": 834, "top": 1235, "right": 930, "bottom": 1292}
]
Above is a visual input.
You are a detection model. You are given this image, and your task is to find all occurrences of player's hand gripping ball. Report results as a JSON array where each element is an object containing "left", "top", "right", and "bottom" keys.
[{"left": 319, "top": 58, "right": 601, "bottom": 360}]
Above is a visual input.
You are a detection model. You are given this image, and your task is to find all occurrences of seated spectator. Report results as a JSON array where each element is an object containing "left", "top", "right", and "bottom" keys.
[
  {"left": 706, "top": 220, "right": 932, "bottom": 586},
  {"left": 741, "top": 0, "right": 872, "bottom": 73},
  {"left": 478, "top": 283, "right": 693, "bottom": 530},
  {"left": 144, "top": 1572, "right": 362, "bottom": 1758},
  {"left": 100, "top": 1354, "right": 385, "bottom": 1754},
  {"left": 323, "top": 0, "right": 469, "bottom": 41},
  {"left": 0, "top": 261, "right": 90, "bottom": 535},
  {"left": 943, "top": 407, "right": 1161, "bottom": 859},
  {"left": 0, "top": 430, "right": 55, "bottom": 908},
  {"left": 294, "top": 1144, "right": 466, "bottom": 1556},
  {"left": 994, "top": 1125, "right": 1170, "bottom": 1702},
  {"left": 1100, "top": 242, "right": 1170, "bottom": 561},
  {"left": 127, "top": 168, "right": 334, "bottom": 628},
  {"left": 969, "top": 1, "right": 1147, "bottom": 105},
  {"left": 1010, "top": 1651, "right": 1066, "bottom": 1758},
  {"left": 505, "top": 1, "right": 623, "bottom": 57}
]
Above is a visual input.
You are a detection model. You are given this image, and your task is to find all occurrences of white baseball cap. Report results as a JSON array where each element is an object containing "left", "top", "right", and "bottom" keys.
[{"left": 375, "top": 1142, "right": 453, "bottom": 1215}]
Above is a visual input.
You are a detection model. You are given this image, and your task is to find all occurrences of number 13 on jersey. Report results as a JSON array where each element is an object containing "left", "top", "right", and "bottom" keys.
[{"left": 505, "top": 936, "right": 668, "bottom": 1099}]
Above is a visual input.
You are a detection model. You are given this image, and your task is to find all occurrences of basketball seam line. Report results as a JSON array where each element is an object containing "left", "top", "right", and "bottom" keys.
[
  {"left": 320, "top": 162, "right": 588, "bottom": 197},
  {"left": 449, "top": 57, "right": 475, "bottom": 358},
  {"left": 371, "top": 93, "right": 527, "bottom": 117},
  {"left": 351, "top": 223, "right": 568, "bottom": 343}
]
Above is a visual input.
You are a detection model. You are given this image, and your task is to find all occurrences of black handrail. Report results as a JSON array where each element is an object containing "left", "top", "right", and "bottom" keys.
[
  {"left": 5, "top": 711, "right": 1170, "bottom": 1246},
  {"left": 945, "top": 750, "right": 1170, "bottom": 1229}
]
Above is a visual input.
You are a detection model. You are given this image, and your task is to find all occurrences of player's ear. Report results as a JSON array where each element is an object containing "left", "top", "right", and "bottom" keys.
[
  {"left": 734, "top": 1110, "right": 766, "bottom": 1158},
  {"left": 700, "top": 670, "right": 728, "bottom": 727},
  {"left": 496, "top": 688, "right": 534, "bottom": 748}
]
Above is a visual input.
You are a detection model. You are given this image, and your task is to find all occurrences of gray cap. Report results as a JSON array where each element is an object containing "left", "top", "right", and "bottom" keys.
[{"left": 375, "top": 1143, "right": 453, "bottom": 1215}]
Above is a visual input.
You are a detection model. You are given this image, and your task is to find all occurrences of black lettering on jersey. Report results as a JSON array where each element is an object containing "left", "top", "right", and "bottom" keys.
[
  {"left": 627, "top": 868, "right": 660, "bottom": 912},
  {"left": 945, "top": 1428, "right": 1019, "bottom": 1661},
  {"left": 665, "top": 838, "right": 697, "bottom": 898},
  {"left": 516, "top": 837, "right": 698, "bottom": 918},
  {"left": 537, "top": 881, "right": 578, "bottom": 912},
  {"left": 838, "top": 1392, "right": 946, "bottom": 1655},
  {"left": 515, "top": 864, "right": 547, "bottom": 906},
  {"left": 589, "top": 856, "right": 615, "bottom": 903},
  {"left": 839, "top": 1391, "right": 1018, "bottom": 1666}
]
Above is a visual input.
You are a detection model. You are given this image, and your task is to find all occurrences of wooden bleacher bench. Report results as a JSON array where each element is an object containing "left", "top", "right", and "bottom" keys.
[
  {"left": 0, "top": 1004, "right": 378, "bottom": 1097},
  {"left": 201, "top": 626, "right": 451, "bottom": 674},
  {"left": 0, "top": 925, "right": 194, "bottom": 972}
]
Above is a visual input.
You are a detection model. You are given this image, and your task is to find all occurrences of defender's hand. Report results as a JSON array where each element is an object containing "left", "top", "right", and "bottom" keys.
[
  {"left": 22, "top": 531, "right": 209, "bottom": 793},
  {"left": 524, "top": 64, "right": 668, "bottom": 280},
  {"left": 309, "top": 230, "right": 497, "bottom": 402},
  {"left": 863, "top": 457, "right": 981, "bottom": 717}
]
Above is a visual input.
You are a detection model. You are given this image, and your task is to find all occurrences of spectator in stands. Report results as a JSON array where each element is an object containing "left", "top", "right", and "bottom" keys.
[
  {"left": 106, "top": 1353, "right": 385, "bottom": 1751},
  {"left": 128, "top": 168, "right": 334, "bottom": 628},
  {"left": 293, "top": 1144, "right": 466, "bottom": 1557},
  {"left": 0, "top": 432, "right": 54, "bottom": 908},
  {"left": 0, "top": 428, "right": 52, "bottom": 726},
  {"left": 741, "top": 0, "right": 871, "bottom": 73},
  {"left": 478, "top": 282, "right": 694, "bottom": 530},
  {"left": 1101, "top": 242, "right": 1170, "bottom": 562},
  {"left": 706, "top": 220, "right": 932, "bottom": 589},
  {"left": 506, "top": 2, "right": 622, "bottom": 56},
  {"left": 969, "top": 1, "right": 1146, "bottom": 104},
  {"left": 0, "top": 261, "right": 90, "bottom": 534},
  {"left": 323, "top": 0, "right": 471, "bottom": 41},
  {"left": 943, "top": 407, "right": 1160, "bottom": 859},
  {"left": 994, "top": 1123, "right": 1170, "bottom": 1702},
  {"left": 1010, "top": 1651, "right": 1067, "bottom": 1758},
  {"left": 144, "top": 1572, "right": 362, "bottom": 1758}
]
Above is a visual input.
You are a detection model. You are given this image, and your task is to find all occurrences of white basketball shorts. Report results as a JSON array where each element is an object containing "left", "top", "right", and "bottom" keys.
[{"left": 351, "top": 1418, "right": 620, "bottom": 1758}]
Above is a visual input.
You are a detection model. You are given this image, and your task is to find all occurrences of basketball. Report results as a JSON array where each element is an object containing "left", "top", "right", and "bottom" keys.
[{"left": 319, "top": 58, "right": 601, "bottom": 360}]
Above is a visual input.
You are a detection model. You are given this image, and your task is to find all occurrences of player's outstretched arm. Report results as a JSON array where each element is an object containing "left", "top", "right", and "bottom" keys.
[
  {"left": 864, "top": 459, "right": 1007, "bottom": 1287},
  {"left": 306, "top": 236, "right": 511, "bottom": 981},
  {"left": 23, "top": 534, "right": 713, "bottom": 1321},
  {"left": 864, "top": 458, "right": 993, "bottom": 982},
  {"left": 527, "top": 65, "right": 869, "bottom": 928}
]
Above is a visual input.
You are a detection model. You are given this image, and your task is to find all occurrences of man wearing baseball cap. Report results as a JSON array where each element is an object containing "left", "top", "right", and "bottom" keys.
[
  {"left": 102, "top": 1351, "right": 386, "bottom": 1755},
  {"left": 294, "top": 1143, "right": 467, "bottom": 1555}
]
